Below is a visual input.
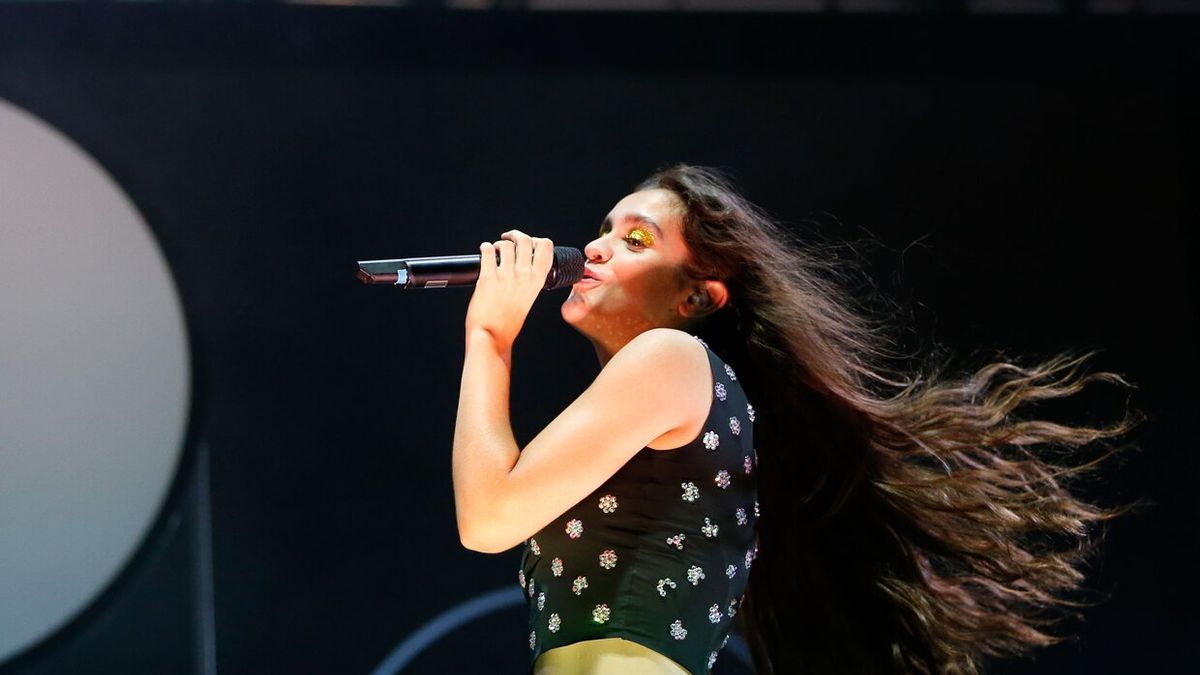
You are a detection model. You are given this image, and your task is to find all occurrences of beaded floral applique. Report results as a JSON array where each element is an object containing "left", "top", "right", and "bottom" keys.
[
  {"left": 746, "top": 402, "right": 755, "bottom": 422},
  {"left": 572, "top": 576, "right": 588, "bottom": 595},
  {"left": 548, "top": 613, "right": 561, "bottom": 633},
  {"left": 599, "top": 549, "right": 618, "bottom": 569},
  {"left": 666, "top": 533, "right": 686, "bottom": 550},
  {"left": 592, "top": 604, "right": 611, "bottom": 623},
  {"left": 529, "top": 538, "right": 541, "bottom": 555},
  {"left": 725, "top": 564, "right": 737, "bottom": 578},
  {"left": 537, "top": 592, "right": 545, "bottom": 610},
  {"left": 729, "top": 416, "right": 741, "bottom": 436},
  {"left": 518, "top": 570, "right": 526, "bottom": 589},
  {"left": 656, "top": 578, "right": 677, "bottom": 596},
  {"left": 708, "top": 604, "right": 723, "bottom": 623},
  {"left": 681, "top": 482, "right": 700, "bottom": 502},
  {"left": 702, "top": 517, "right": 719, "bottom": 538},
  {"left": 736, "top": 508, "right": 748, "bottom": 526},
  {"left": 714, "top": 470, "right": 731, "bottom": 489},
  {"left": 598, "top": 494, "right": 618, "bottom": 513},
  {"left": 670, "top": 619, "right": 688, "bottom": 640},
  {"left": 744, "top": 455, "right": 753, "bottom": 475},
  {"left": 687, "top": 565, "right": 706, "bottom": 585},
  {"left": 715, "top": 382, "right": 727, "bottom": 401},
  {"left": 565, "top": 519, "right": 583, "bottom": 539},
  {"left": 702, "top": 431, "right": 719, "bottom": 450},
  {"left": 725, "top": 364, "right": 737, "bottom": 381},
  {"left": 551, "top": 557, "right": 564, "bottom": 576}
]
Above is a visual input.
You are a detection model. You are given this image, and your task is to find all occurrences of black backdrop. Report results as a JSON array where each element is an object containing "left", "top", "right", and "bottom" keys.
[{"left": 0, "top": 6, "right": 1195, "bottom": 674}]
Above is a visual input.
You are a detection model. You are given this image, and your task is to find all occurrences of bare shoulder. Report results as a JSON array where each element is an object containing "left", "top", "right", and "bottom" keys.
[{"left": 611, "top": 328, "right": 713, "bottom": 450}]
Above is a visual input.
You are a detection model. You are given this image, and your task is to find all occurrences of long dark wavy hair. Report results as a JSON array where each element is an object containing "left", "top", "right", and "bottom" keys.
[{"left": 636, "top": 164, "right": 1142, "bottom": 674}]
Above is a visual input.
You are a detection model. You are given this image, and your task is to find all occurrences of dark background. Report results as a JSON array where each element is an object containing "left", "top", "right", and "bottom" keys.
[{"left": 0, "top": 5, "right": 1195, "bottom": 674}]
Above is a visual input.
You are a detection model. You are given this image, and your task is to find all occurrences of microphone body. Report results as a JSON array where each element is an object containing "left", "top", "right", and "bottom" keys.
[{"left": 357, "top": 246, "right": 585, "bottom": 290}]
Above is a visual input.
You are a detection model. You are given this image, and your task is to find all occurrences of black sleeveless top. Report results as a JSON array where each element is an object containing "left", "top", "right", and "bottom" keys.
[{"left": 517, "top": 333, "right": 760, "bottom": 674}]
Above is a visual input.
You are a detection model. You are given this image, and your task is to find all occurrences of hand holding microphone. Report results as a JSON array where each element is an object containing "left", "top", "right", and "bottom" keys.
[
  {"left": 462, "top": 230, "right": 558, "bottom": 350},
  {"left": 356, "top": 239, "right": 585, "bottom": 290}
]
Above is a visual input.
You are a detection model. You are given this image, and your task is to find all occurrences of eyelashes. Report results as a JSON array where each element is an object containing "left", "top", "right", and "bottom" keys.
[{"left": 597, "top": 225, "right": 653, "bottom": 248}]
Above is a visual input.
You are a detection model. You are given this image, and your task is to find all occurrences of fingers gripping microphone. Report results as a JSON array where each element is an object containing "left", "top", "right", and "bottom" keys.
[{"left": 356, "top": 246, "right": 585, "bottom": 290}]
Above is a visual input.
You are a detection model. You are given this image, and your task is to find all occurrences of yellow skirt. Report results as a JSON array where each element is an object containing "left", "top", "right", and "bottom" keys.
[{"left": 533, "top": 637, "right": 690, "bottom": 675}]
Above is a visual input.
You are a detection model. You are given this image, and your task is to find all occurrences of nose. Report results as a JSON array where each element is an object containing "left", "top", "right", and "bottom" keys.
[{"left": 584, "top": 235, "right": 610, "bottom": 263}]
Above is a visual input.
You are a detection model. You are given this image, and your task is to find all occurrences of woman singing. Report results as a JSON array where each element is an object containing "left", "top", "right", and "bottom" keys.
[{"left": 452, "top": 164, "right": 1138, "bottom": 674}]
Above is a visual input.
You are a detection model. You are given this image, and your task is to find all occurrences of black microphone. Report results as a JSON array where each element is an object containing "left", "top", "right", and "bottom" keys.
[{"left": 356, "top": 246, "right": 585, "bottom": 290}]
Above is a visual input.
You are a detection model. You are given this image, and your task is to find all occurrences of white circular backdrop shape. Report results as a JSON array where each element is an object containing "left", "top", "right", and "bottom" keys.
[{"left": 0, "top": 98, "right": 191, "bottom": 663}]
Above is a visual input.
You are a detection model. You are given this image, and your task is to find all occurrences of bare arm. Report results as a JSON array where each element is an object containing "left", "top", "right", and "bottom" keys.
[{"left": 452, "top": 327, "right": 711, "bottom": 553}]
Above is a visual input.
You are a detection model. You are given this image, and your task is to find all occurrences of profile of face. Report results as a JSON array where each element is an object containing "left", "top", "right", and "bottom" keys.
[{"left": 561, "top": 188, "right": 706, "bottom": 357}]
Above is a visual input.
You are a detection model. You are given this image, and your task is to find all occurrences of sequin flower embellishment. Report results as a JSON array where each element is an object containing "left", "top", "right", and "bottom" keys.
[
  {"left": 714, "top": 382, "right": 727, "bottom": 401},
  {"left": 537, "top": 592, "right": 545, "bottom": 610},
  {"left": 656, "top": 578, "right": 678, "bottom": 596},
  {"left": 726, "top": 564, "right": 737, "bottom": 578},
  {"left": 681, "top": 482, "right": 700, "bottom": 502},
  {"left": 708, "top": 604, "right": 723, "bottom": 623},
  {"left": 701, "top": 517, "right": 719, "bottom": 538},
  {"left": 736, "top": 507, "right": 748, "bottom": 526},
  {"left": 565, "top": 519, "right": 583, "bottom": 539},
  {"left": 702, "top": 431, "right": 719, "bottom": 451},
  {"left": 744, "top": 455, "right": 753, "bottom": 475},
  {"left": 518, "top": 570, "right": 526, "bottom": 589},
  {"left": 572, "top": 576, "right": 589, "bottom": 595},
  {"left": 666, "top": 533, "right": 686, "bottom": 550},
  {"left": 687, "top": 565, "right": 706, "bottom": 586},
  {"left": 529, "top": 538, "right": 541, "bottom": 555},
  {"left": 729, "top": 416, "right": 741, "bottom": 436},
  {"left": 598, "top": 494, "right": 618, "bottom": 513},
  {"left": 599, "top": 549, "right": 618, "bottom": 569},
  {"left": 592, "top": 604, "right": 611, "bottom": 624},
  {"left": 746, "top": 402, "right": 755, "bottom": 422},
  {"left": 548, "top": 613, "right": 561, "bottom": 633},
  {"left": 551, "top": 557, "right": 564, "bottom": 576},
  {"left": 670, "top": 620, "right": 688, "bottom": 640},
  {"left": 715, "top": 470, "right": 731, "bottom": 489},
  {"left": 725, "top": 364, "right": 737, "bottom": 380}
]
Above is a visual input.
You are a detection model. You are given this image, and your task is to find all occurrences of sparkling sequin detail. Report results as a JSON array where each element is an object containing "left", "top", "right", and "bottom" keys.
[
  {"left": 518, "top": 570, "right": 526, "bottom": 589},
  {"left": 729, "top": 416, "right": 741, "bottom": 436},
  {"left": 702, "top": 517, "right": 719, "bottom": 538},
  {"left": 744, "top": 455, "right": 753, "bottom": 475},
  {"left": 565, "top": 519, "right": 583, "bottom": 539},
  {"left": 551, "top": 557, "right": 563, "bottom": 576},
  {"left": 702, "top": 431, "right": 719, "bottom": 450},
  {"left": 707, "top": 651, "right": 718, "bottom": 669},
  {"left": 687, "top": 565, "right": 706, "bottom": 585},
  {"left": 530, "top": 631, "right": 536, "bottom": 650},
  {"left": 529, "top": 538, "right": 541, "bottom": 555},
  {"left": 598, "top": 494, "right": 618, "bottom": 513},
  {"left": 681, "top": 482, "right": 700, "bottom": 502},
  {"left": 726, "top": 564, "right": 737, "bottom": 578},
  {"left": 754, "top": 500, "right": 760, "bottom": 517},
  {"left": 670, "top": 620, "right": 688, "bottom": 640},
  {"left": 725, "top": 363, "right": 737, "bottom": 380},
  {"left": 599, "top": 549, "right": 618, "bottom": 569},
  {"left": 714, "top": 469, "right": 730, "bottom": 489},
  {"left": 572, "top": 575, "right": 589, "bottom": 595},
  {"left": 548, "top": 613, "right": 561, "bottom": 633},
  {"left": 746, "top": 402, "right": 755, "bottom": 422},
  {"left": 714, "top": 382, "right": 727, "bottom": 401},
  {"left": 666, "top": 533, "right": 686, "bottom": 550},
  {"left": 745, "top": 549, "right": 754, "bottom": 570},
  {"left": 537, "top": 592, "right": 545, "bottom": 610},
  {"left": 709, "top": 604, "right": 723, "bottom": 623},
  {"left": 528, "top": 579, "right": 535, "bottom": 598},
  {"left": 736, "top": 507, "right": 748, "bottom": 525},
  {"left": 656, "top": 578, "right": 677, "bottom": 596},
  {"left": 693, "top": 335, "right": 709, "bottom": 348},
  {"left": 728, "top": 598, "right": 738, "bottom": 618},
  {"left": 592, "top": 603, "right": 611, "bottom": 623}
]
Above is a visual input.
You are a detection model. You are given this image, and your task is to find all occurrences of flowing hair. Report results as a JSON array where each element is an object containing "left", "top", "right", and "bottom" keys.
[{"left": 636, "top": 164, "right": 1142, "bottom": 674}]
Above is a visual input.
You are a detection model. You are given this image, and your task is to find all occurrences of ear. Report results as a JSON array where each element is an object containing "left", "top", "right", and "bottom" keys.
[{"left": 679, "top": 279, "right": 730, "bottom": 319}]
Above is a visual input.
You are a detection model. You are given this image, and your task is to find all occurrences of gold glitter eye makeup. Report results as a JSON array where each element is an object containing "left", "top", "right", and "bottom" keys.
[{"left": 627, "top": 228, "right": 655, "bottom": 248}]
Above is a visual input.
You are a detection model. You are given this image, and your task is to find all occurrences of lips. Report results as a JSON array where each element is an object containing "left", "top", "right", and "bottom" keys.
[{"left": 581, "top": 268, "right": 603, "bottom": 282}]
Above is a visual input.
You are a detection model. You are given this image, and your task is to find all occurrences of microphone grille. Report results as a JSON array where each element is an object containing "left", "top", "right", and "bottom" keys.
[{"left": 546, "top": 246, "right": 586, "bottom": 291}]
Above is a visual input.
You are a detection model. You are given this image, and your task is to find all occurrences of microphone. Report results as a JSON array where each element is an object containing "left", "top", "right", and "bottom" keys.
[{"left": 356, "top": 246, "right": 585, "bottom": 290}]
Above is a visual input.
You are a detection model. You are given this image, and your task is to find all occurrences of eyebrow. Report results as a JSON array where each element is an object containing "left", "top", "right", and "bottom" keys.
[{"left": 600, "top": 214, "right": 664, "bottom": 240}]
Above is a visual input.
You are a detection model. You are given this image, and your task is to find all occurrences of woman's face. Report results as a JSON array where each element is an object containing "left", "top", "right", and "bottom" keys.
[{"left": 561, "top": 188, "right": 696, "bottom": 354}]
